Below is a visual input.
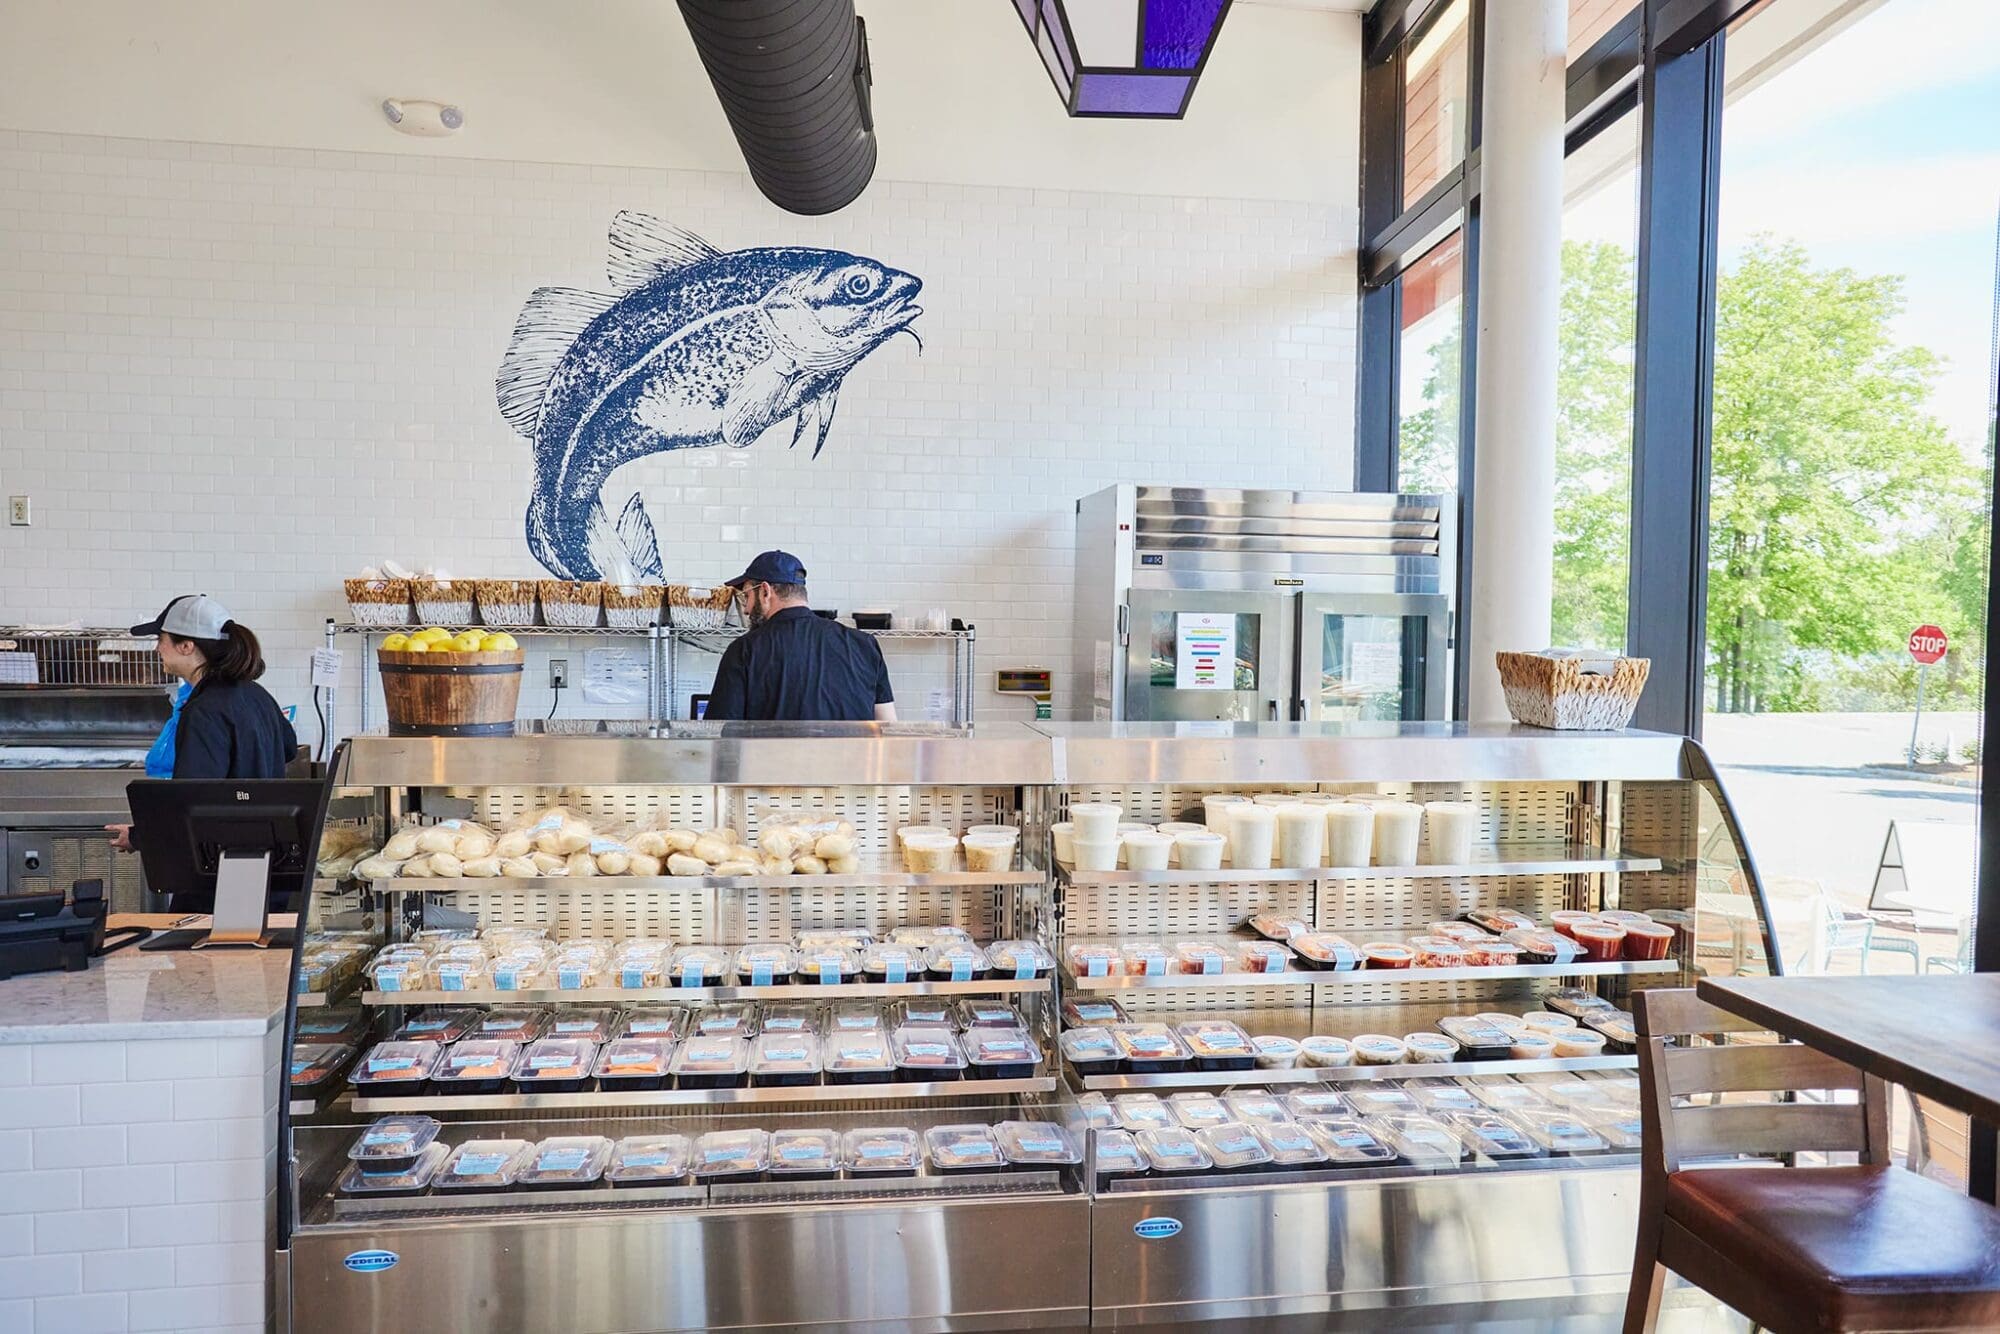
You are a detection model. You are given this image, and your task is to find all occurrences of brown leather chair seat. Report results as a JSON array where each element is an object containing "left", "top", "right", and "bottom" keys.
[{"left": 1666, "top": 1165, "right": 2000, "bottom": 1330}]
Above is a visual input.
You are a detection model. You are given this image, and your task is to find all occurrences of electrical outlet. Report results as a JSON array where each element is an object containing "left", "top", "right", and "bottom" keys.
[
  {"left": 7, "top": 496, "right": 28, "bottom": 526},
  {"left": 549, "top": 659, "right": 569, "bottom": 690}
]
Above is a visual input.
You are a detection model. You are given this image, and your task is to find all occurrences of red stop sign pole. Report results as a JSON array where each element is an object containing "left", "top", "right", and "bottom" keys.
[{"left": 1907, "top": 625, "right": 1948, "bottom": 766}]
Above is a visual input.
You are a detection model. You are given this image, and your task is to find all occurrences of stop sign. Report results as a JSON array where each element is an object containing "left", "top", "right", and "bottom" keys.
[{"left": 1908, "top": 625, "right": 1949, "bottom": 665}]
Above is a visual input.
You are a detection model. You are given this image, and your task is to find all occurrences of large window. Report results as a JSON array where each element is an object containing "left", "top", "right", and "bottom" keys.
[
  {"left": 1402, "top": 2, "right": 1471, "bottom": 208},
  {"left": 1395, "top": 231, "right": 1466, "bottom": 495}
]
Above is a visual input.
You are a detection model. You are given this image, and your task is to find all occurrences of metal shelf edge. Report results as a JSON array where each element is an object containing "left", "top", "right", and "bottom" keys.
[
  {"left": 1059, "top": 959, "right": 1679, "bottom": 991},
  {"left": 361, "top": 978, "right": 1053, "bottom": 1004},
  {"left": 372, "top": 867, "right": 1045, "bottom": 892},
  {"left": 1057, "top": 847, "right": 1665, "bottom": 886},
  {"left": 350, "top": 1075, "right": 1059, "bottom": 1112},
  {"left": 1073, "top": 1054, "right": 1636, "bottom": 1091}
]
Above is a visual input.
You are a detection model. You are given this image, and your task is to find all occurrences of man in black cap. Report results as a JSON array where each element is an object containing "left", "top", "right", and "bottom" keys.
[{"left": 704, "top": 551, "right": 896, "bottom": 722}]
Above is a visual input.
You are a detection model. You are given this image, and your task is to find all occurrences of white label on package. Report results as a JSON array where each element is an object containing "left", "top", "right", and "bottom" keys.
[
  {"left": 1346, "top": 641, "right": 1402, "bottom": 691},
  {"left": 310, "top": 647, "right": 343, "bottom": 688},
  {"left": 583, "top": 647, "right": 647, "bottom": 706},
  {"left": 1174, "top": 614, "right": 1236, "bottom": 691}
]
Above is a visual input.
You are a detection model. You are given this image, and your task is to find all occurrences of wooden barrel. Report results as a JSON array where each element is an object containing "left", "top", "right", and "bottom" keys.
[{"left": 377, "top": 649, "right": 524, "bottom": 736}]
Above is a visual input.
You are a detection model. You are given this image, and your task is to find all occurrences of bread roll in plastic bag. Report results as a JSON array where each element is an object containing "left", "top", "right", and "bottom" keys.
[
  {"left": 494, "top": 829, "right": 532, "bottom": 860},
  {"left": 691, "top": 834, "right": 731, "bottom": 865},
  {"left": 713, "top": 858, "right": 760, "bottom": 877},
  {"left": 760, "top": 854, "right": 793, "bottom": 876},
  {"left": 826, "top": 853, "right": 860, "bottom": 875},
  {"left": 666, "top": 853, "right": 708, "bottom": 877},
  {"left": 414, "top": 825, "right": 457, "bottom": 856},
  {"left": 759, "top": 826, "right": 804, "bottom": 860},
  {"left": 499, "top": 856, "right": 540, "bottom": 878},
  {"left": 381, "top": 826, "right": 422, "bottom": 862},
  {"left": 631, "top": 829, "right": 669, "bottom": 859},
  {"left": 565, "top": 851, "right": 599, "bottom": 877},
  {"left": 793, "top": 854, "right": 827, "bottom": 875},
  {"left": 453, "top": 827, "right": 495, "bottom": 860},
  {"left": 425, "top": 852, "right": 464, "bottom": 878},
  {"left": 592, "top": 834, "right": 632, "bottom": 876},
  {"left": 815, "top": 833, "right": 855, "bottom": 860},
  {"left": 461, "top": 855, "right": 501, "bottom": 878},
  {"left": 353, "top": 855, "right": 404, "bottom": 880},
  {"left": 627, "top": 853, "right": 663, "bottom": 878},
  {"left": 529, "top": 850, "right": 569, "bottom": 875}
]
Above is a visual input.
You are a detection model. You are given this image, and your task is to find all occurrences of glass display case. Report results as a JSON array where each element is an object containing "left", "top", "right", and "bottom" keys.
[{"left": 277, "top": 720, "right": 1775, "bottom": 1332}]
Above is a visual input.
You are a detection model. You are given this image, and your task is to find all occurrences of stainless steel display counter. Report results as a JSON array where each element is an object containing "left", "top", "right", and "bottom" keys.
[{"left": 277, "top": 721, "right": 1775, "bottom": 1333}]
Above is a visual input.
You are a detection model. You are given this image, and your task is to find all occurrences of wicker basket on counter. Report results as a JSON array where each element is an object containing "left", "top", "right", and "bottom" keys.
[
  {"left": 1496, "top": 652, "right": 1651, "bottom": 731},
  {"left": 344, "top": 578, "right": 412, "bottom": 626},
  {"left": 667, "top": 584, "right": 735, "bottom": 630},
  {"left": 410, "top": 578, "right": 475, "bottom": 626},
  {"left": 474, "top": 580, "right": 538, "bottom": 627},
  {"left": 602, "top": 583, "right": 667, "bottom": 629},
  {"left": 537, "top": 580, "right": 604, "bottom": 628}
]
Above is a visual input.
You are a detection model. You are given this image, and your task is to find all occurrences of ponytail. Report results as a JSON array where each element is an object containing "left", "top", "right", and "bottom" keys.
[{"left": 181, "top": 621, "right": 265, "bottom": 684}]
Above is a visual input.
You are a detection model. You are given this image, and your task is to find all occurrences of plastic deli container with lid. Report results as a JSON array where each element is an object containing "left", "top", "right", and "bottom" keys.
[
  {"left": 548, "top": 1008, "right": 619, "bottom": 1043},
  {"left": 1059, "top": 1026, "right": 1122, "bottom": 1077},
  {"left": 433, "top": 1039, "right": 522, "bottom": 1095},
  {"left": 824, "top": 1029, "right": 897, "bottom": 1084},
  {"left": 733, "top": 945, "right": 797, "bottom": 987},
  {"left": 1520, "top": 1011, "right": 1579, "bottom": 1033},
  {"left": 889, "top": 998, "right": 954, "bottom": 1029},
  {"left": 1069, "top": 802, "right": 1123, "bottom": 842},
  {"left": 617, "top": 1006, "right": 687, "bottom": 1041},
  {"left": 1274, "top": 803, "right": 1325, "bottom": 869},
  {"left": 1050, "top": 821, "right": 1076, "bottom": 866},
  {"left": 1253, "top": 1035, "right": 1302, "bottom": 1068},
  {"left": 1135, "top": 1126, "right": 1214, "bottom": 1175},
  {"left": 1544, "top": 986, "right": 1620, "bottom": 1018},
  {"left": 1254, "top": 1119, "right": 1328, "bottom": 1168},
  {"left": 512, "top": 1037, "right": 598, "bottom": 1093},
  {"left": 690, "top": 1003, "right": 758, "bottom": 1037},
  {"left": 842, "top": 1126, "right": 922, "bottom": 1176},
  {"left": 1299, "top": 1035, "right": 1355, "bottom": 1068},
  {"left": 1113, "top": 1023, "right": 1191, "bottom": 1074},
  {"left": 1407, "top": 1081, "right": 1480, "bottom": 1114},
  {"left": 1092, "top": 1129, "right": 1145, "bottom": 1177},
  {"left": 1198, "top": 1122, "right": 1275, "bottom": 1173},
  {"left": 1362, "top": 942, "right": 1415, "bottom": 970},
  {"left": 1351, "top": 1034, "right": 1410, "bottom": 1066},
  {"left": 671, "top": 1034, "right": 751, "bottom": 1089},
  {"left": 1070, "top": 1093, "right": 1117, "bottom": 1131},
  {"left": 367, "top": 951, "right": 430, "bottom": 994},
  {"left": 1062, "top": 996, "right": 1129, "bottom": 1027},
  {"left": 1346, "top": 1086, "right": 1419, "bottom": 1118},
  {"left": 823, "top": 1000, "right": 885, "bottom": 1033},
  {"left": 769, "top": 1129, "right": 841, "bottom": 1180},
  {"left": 1285, "top": 1089, "right": 1351, "bottom": 1120},
  {"left": 692, "top": 1129, "right": 770, "bottom": 1182},
  {"left": 1622, "top": 920, "right": 1675, "bottom": 961},
  {"left": 1465, "top": 907, "right": 1538, "bottom": 934},
  {"left": 801, "top": 929, "right": 877, "bottom": 952},
  {"left": 1504, "top": 928, "right": 1584, "bottom": 966},
  {"left": 986, "top": 939, "right": 1055, "bottom": 979},
  {"left": 1236, "top": 941, "right": 1291, "bottom": 975},
  {"left": 1436, "top": 1016, "right": 1515, "bottom": 1059},
  {"left": 1304, "top": 1117, "right": 1399, "bottom": 1166},
  {"left": 1246, "top": 912, "right": 1306, "bottom": 941},
  {"left": 1403, "top": 1032, "right": 1462, "bottom": 1064},
  {"left": 290, "top": 1042, "right": 353, "bottom": 1090},
  {"left": 1119, "top": 941, "right": 1173, "bottom": 978},
  {"left": 1444, "top": 1113, "right": 1542, "bottom": 1160},
  {"left": 963, "top": 1027, "right": 1041, "bottom": 1080},
  {"left": 1121, "top": 830, "right": 1174, "bottom": 871},
  {"left": 1371, "top": 801, "right": 1424, "bottom": 866},
  {"left": 1113, "top": 1093, "right": 1174, "bottom": 1131},
  {"left": 1474, "top": 1011, "right": 1530, "bottom": 1035},
  {"left": 1571, "top": 921, "right": 1627, "bottom": 962},
  {"left": 891, "top": 1027, "right": 967, "bottom": 1082},
  {"left": 1462, "top": 939, "right": 1524, "bottom": 968},
  {"left": 609, "top": 941, "right": 668, "bottom": 990},
  {"left": 1070, "top": 837, "right": 1119, "bottom": 872},
  {"left": 1584, "top": 1011, "right": 1638, "bottom": 1052},
  {"left": 1549, "top": 910, "right": 1604, "bottom": 939},
  {"left": 1226, "top": 805, "right": 1277, "bottom": 870},
  {"left": 861, "top": 944, "right": 927, "bottom": 984},
  {"left": 1472, "top": 1080, "right": 1549, "bottom": 1113},
  {"left": 1579, "top": 1104, "right": 1646, "bottom": 1150},
  {"left": 959, "top": 999, "right": 1025, "bottom": 1029},
  {"left": 1176, "top": 1019, "right": 1256, "bottom": 1071},
  {"left": 1173, "top": 940, "right": 1232, "bottom": 976},
  {"left": 427, "top": 953, "right": 489, "bottom": 994},
  {"left": 1210, "top": 1092, "right": 1286, "bottom": 1129},
  {"left": 1175, "top": 830, "right": 1226, "bottom": 869},
  {"left": 1408, "top": 937, "right": 1468, "bottom": 969},
  {"left": 927, "top": 943, "right": 990, "bottom": 983},
  {"left": 593, "top": 1037, "right": 672, "bottom": 1091},
  {"left": 926, "top": 1124, "right": 1006, "bottom": 1173},
  {"left": 668, "top": 946, "right": 732, "bottom": 988},
  {"left": 1167, "top": 1092, "right": 1231, "bottom": 1129},
  {"left": 606, "top": 1134, "right": 691, "bottom": 1187},
  {"left": 796, "top": 947, "right": 862, "bottom": 986},
  {"left": 1512, "top": 1109, "right": 1611, "bottom": 1155},
  {"left": 1510, "top": 1033, "right": 1558, "bottom": 1060},
  {"left": 338, "top": 1142, "right": 450, "bottom": 1197},
  {"left": 435, "top": 1139, "right": 536, "bottom": 1191},
  {"left": 1371, "top": 1116, "right": 1465, "bottom": 1169},
  {"left": 1551, "top": 1028, "right": 1609, "bottom": 1058},
  {"left": 350, "top": 1041, "right": 441, "bottom": 1097},
  {"left": 1065, "top": 942, "right": 1119, "bottom": 979},
  {"left": 901, "top": 833, "right": 960, "bottom": 874},
  {"left": 517, "top": 1136, "right": 614, "bottom": 1190},
  {"left": 746, "top": 1032, "right": 822, "bottom": 1088},
  {"left": 349, "top": 1115, "right": 442, "bottom": 1170},
  {"left": 1324, "top": 802, "right": 1375, "bottom": 867},
  {"left": 995, "top": 1120, "right": 1081, "bottom": 1169},
  {"left": 962, "top": 830, "right": 1019, "bottom": 873},
  {"left": 757, "top": 1003, "right": 816, "bottom": 1034}
]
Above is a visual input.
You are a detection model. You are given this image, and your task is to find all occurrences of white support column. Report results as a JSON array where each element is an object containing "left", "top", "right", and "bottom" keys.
[{"left": 1465, "top": 0, "right": 1566, "bottom": 721}]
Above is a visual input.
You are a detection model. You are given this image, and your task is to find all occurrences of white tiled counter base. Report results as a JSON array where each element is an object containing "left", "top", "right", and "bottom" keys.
[{"left": 0, "top": 953, "right": 288, "bottom": 1333}]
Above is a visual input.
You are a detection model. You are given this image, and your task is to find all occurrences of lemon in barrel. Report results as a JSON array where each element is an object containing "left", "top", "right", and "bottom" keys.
[
  {"left": 401, "top": 637, "right": 430, "bottom": 653},
  {"left": 452, "top": 631, "right": 486, "bottom": 652},
  {"left": 381, "top": 633, "right": 410, "bottom": 652},
  {"left": 480, "top": 632, "right": 519, "bottom": 652}
]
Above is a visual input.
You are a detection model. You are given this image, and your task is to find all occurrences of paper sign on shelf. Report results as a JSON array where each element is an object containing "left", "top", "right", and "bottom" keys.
[
  {"left": 310, "top": 648, "right": 343, "bottom": 688},
  {"left": 582, "top": 647, "right": 646, "bottom": 706},
  {"left": 1175, "top": 613, "right": 1236, "bottom": 692}
]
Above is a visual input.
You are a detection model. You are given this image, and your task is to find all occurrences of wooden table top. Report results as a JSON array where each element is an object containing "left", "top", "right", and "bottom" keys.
[{"left": 1698, "top": 974, "right": 2000, "bottom": 1127}]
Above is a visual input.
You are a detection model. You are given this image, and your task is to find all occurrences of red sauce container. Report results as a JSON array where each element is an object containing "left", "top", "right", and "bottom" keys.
[
  {"left": 1551, "top": 911, "right": 1605, "bottom": 940},
  {"left": 1571, "top": 921, "right": 1627, "bottom": 962},
  {"left": 1622, "top": 920, "right": 1674, "bottom": 961},
  {"left": 1363, "top": 942, "right": 1414, "bottom": 969}
]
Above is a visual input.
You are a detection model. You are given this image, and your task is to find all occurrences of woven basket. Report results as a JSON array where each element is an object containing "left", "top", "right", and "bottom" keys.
[
  {"left": 667, "top": 584, "right": 735, "bottom": 630},
  {"left": 410, "top": 578, "right": 475, "bottom": 626},
  {"left": 474, "top": 579, "right": 538, "bottom": 627},
  {"left": 603, "top": 583, "right": 667, "bottom": 629},
  {"left": 1496, "top": 652, "right": 1651, "bottom": 731},
  {"left": 344, "top": 578, "right": 411, "bottom": 626},
  {"left": 537, "top": 580, "right": 604, "bottom": 628}
]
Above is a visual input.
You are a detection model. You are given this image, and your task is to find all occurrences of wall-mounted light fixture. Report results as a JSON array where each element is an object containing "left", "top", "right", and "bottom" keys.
[
  {"left": 381, "top": 98, "right": 465, "bottom": 137},
  {"left": 1010, "top": 0, "right": 1234, "bottom": 118}
]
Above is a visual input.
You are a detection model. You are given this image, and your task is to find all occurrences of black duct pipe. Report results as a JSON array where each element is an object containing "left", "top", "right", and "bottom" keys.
[{"left": 677, "top": 0, "right": 877, "bottom": 216}]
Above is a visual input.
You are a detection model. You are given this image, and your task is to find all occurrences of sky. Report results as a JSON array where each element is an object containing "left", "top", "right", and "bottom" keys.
[{"left": 1564, "top": 0, "right": 2000, "bottom": 452}]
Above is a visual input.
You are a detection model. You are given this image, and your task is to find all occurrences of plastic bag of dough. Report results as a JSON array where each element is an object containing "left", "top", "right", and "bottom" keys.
[
  {"left": 499, "top": 856, "right": 539, "bottom": 878},
  {"left": 666, "top": 852, "right": 708, "bottom": 878},
  {"left": 759, "top": 854, "right": 793, "bottom": 876},
  {"left": 353, "top": 854, "right": 404, "bottom": 880},
  {"left": 529, "top": 850, "right": 569, "bottom": 876},
  {"left": 691, "top": 833, "right": 732, "bottom": 866},
  {"left": 566, "top": 851, "right": 599, "bottom": 877},
  {"left": 494, "top": 829, "right": 532, "bottom": 860},
  {"left": 793, "top": 854, "right": 827, "bottom": 875},
  {"left": 713, "top": 858, "right": 760, "bottom": 877},
  {"left": 461, "top": 855, "right": 501, "bottom": 878},
  {"left": 814, "top": 832, "right": 855, "bottom": 860},
  {"left": 826, "top": 853, "right": 860, "bottom": 875},
  {"left": 758, "top": 825, "right": 805, "bottom": 860},
  {"left": 380, "top": 820, "right": 423, "bottom": 862},
  {"left": 453, "top": 826, "right": 495, "bottom": 860},
  {"left": 414, "top": 824, "right": 457, "bottom": 856},
  {"left": 627, "top": 853, "right": 663, "bottom": 878},
  {"left": 425, "top": 852, "right": 464, "bottom": 878}
]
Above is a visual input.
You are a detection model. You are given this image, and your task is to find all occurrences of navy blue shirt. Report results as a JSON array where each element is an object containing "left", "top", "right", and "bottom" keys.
[
  {"left": 706, "top": 607, "right": 894, "bottom": 722},
  {"left": 173, "top": 677, "right": 298, "bottom": 780}
]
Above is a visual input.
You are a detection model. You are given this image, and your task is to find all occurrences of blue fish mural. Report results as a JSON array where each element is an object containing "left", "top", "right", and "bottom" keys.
[{"left": 497, "top": 212, "right": 924, "bottom": 580}]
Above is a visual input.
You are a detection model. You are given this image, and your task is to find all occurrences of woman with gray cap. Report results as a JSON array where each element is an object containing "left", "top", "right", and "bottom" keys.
[{"left": 106, "top": 594, "right": 298, "bottom": 849}]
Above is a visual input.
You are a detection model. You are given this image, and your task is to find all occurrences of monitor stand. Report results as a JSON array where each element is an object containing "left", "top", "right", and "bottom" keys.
[{"left": 195, "top": 850, "right": 279, "bottom": 949}]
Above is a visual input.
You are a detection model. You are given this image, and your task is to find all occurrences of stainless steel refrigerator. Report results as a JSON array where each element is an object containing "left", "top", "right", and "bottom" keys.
[{"left": 1071, "top": 486, "right": 1455, "bottom": 722}]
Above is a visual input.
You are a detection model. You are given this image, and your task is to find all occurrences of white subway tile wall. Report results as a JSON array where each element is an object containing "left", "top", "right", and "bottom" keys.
[
  {"left": 0, "top": 129, "right": 1357, "bottom": 727},
  {"left": 0, "top": 1025, "right": 278, "bottom": 1333}
]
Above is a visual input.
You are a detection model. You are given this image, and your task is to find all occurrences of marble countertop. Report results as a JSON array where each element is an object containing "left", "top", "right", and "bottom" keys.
[{"left": 0, "top": 948, "right": 293, "bottom": 1043}]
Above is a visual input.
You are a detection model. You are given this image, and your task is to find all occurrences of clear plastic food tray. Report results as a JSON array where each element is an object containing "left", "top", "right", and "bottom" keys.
[
  {"left": 994, "top": 1119, "right": 1081, "bottom": 1167},
  {"left": 1195, "top": 1123, "right": 1273, "bottom": 1172},
  {"left": 927, "top": 943, "right": 990, "bottom": 982},
  {"left": 435, "top": 1139, "right": 535, "bottom": 1191},
  {"left": 338, "top": 1142, "right": 450, "bottom": 1196},
  {"left": 889, "top": 1027, "right": 966, "bottom": 1079},
  {"left": 1092, "top": 1128, "right": 1145, "bottom": 1176},
  {"left": 749, "top": 1032, "right": 823, "bottom": 1086},
  {"left": 1061, "top": 996, "right": 1129, "bottom": 1027},
  {"left": 958, "top": 999, "right": 1026, "bottom": 1029},
  {"left": 756, "top": 1003, "right": 818, "bottom": 1034},
  {"left": 861, "top": 945, "right": 927, "bottom": 983},
  {"left": 392, "top": 1008, "right": 480, "bottom": 1044},
  {"left": 1112, "top": 1093, "right": 1174, "bottom": 1131},
  {"left": 889, "top": 999, "right": 955, "bottom": 1029},
  {"left": 986, "top": 939, "right": 1055, "bottom": 979},
  {"left": 823, "top": 1029, "right": 896, "bottom": 1082},
  {"left": 926, "top": 1123, "right": 1005, "bottom": 1172},
  {"left": 1252, "top": 1119, "right": 1327, "bottom": 1167},
  {"left": 1134, "top": 1126, "right": 1213, "bottom": 1174},
  {"left": 1167, "top": 1092, "right": 1231, "bottom": 1129},
  {"left": 962, "top": 1027, "right": 1040, "bottom": 1078},
  {"left": 618, "top": 1006, "right": 689, "bottom": 1039},
  {"left": 349, "top": 1041, "right": 441, "bottom": 1094},
  {"left": 547, "top": 1007, "right": 619, "bottom": 1043},
  {"left": 432, "top": 1039, "right": 522, "bottom": 1092},
  {"left": 1221, "top": 1090, "right": 1293, "bottom": 1125},
  {"left": 1303, "top": 1117, "right": 1399, "bottom": 1165},
  {"left": 348, "top": 1114, "right": 442, "bottom": 1168},
  {"left": 843, "top": 1126, "right": 922, "bottom": 1175},
  {"left": 1443, "top": 1112, "right": 1542, "bottom": 1160},
  {"left": 733, "top": 945, "right": 796, "bottom": 987},
  {"left": 769, "top": 1128, "right": 841, "bottom": 1177},
  {"left": 606, "top": 1134, "right": 691, "bottom": 1186},
  {"left": 517, "top": 1135, "right": 614, "bottom": 1188},
  {"left": 1284, "top": 1089, "right": 1351, "bottom": 1120},
  {"left": 670, "top": 1034, "right": 752, "bottom": 1087},
  {"left": 823, "top": 1001, "right": 885, "bottom": 1033},
  {"left": 689, "top": 1003, "right": 757, "bottom": 1037},
  {"left": 1369, "top": 1115, "right": 1465, "bottom": 1168},
  {"left": 692, "top": 1129, "right": 770, "bottom": 1179},
  {"left": 473, "top": 1007, "right": 552, "bottom": 1043}
]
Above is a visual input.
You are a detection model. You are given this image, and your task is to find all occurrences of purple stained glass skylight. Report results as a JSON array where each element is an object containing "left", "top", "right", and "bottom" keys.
[
  {"left": 1073, "top": 73, "right": 1192, "bottom": 117},
  {"left": 1143, "top": 0, "right": 1229, "bottom": 70}
]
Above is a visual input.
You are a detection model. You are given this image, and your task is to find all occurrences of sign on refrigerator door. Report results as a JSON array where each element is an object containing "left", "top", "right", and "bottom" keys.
[{"left": 1174, "top": 613, "right": 1238, "bottom": 691}]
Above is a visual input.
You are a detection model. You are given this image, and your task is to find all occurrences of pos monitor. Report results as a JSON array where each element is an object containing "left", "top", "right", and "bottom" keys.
[{"left": 126, "top": 778, "right": 331, "bottom": 949}]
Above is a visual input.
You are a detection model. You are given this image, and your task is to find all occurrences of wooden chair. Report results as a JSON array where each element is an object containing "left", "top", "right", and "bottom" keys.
[{"left": 1624, "top": 988, "right": 2000, "bottom": 1333}]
